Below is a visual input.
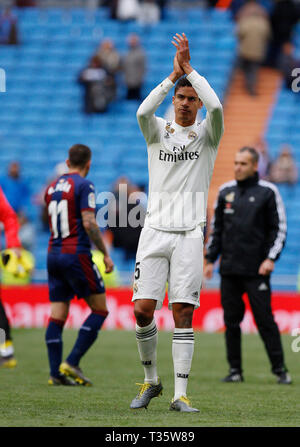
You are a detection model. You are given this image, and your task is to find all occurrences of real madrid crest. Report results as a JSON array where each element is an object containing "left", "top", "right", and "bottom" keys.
[
  {"left": 188, "top": 131, "right": 197, "bottom": 140},
  {"left": 225, "top": 192, "right": 235, "bottom": 202},
  {"left": 165, "top": 124, "right": 175, "bottom": 134}
]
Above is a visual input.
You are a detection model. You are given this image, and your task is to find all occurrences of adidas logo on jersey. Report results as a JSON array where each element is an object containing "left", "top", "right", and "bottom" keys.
[{"left": 258, "top": 283, "right": 268, "bottom": 291}]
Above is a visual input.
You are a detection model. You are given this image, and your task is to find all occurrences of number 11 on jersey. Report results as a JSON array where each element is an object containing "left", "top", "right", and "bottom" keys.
[{"left": 48, "top": 200, "right": 70, "bottom": 239}]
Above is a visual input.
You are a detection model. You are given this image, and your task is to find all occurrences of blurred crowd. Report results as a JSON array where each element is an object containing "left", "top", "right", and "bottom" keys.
[
  {"left": 0, "top": 7, "right": 18, "bottom": 44},
  {"left": 1, "top": 137, "right": 297, "bottom": 275},
  {"left": 79, "top": 33, "right": 146, "bottom": 113},
  {"left": 233, "top": 0, "right": 300, "bottom": 95},
  {"left": 103, "top": 176, "right": 147, "bottom": 260},
  {"left": 0, "top": 162, "right": 35, "bottom": 252},
  {"left": 255, "top": 138, "right": 298, "bottom": 184},
  {"left": 0, "top": 159, "right": 147, "bottom": 272},
  {"left": 2, "top": 0, "right": 300, "bottom": 97}
]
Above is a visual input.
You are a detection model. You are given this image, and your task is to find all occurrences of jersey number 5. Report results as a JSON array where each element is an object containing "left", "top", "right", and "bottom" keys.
[
  {"left": 134, "top": 262, "right": 141, "bottom": 280},
  {"left": 48, "top": 200, "right": 70, "bottom": 239}
]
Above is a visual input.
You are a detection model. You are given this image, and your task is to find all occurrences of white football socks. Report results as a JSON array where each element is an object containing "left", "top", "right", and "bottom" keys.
[
  {"left": 172, "top": 328, "right": 195, "bottom": 401},
  {"left": 136, "top": 319, "right": 158, "bottom": 385}
]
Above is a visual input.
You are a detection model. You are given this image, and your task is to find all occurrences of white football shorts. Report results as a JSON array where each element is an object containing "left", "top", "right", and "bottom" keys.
[{"left": 132, "top": 224, "right": 204, "bottom": 310}]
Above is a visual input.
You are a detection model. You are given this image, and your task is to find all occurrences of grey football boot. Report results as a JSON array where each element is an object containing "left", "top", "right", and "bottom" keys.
[
  {"left": 169, "top": 396, "right": 199, "bottom": 413},
  {"left": 130, "top": 378, "right": 163, "bottom": 409}
]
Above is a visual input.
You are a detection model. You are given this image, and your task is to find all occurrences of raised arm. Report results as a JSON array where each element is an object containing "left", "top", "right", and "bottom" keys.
[
  {"left": 136, "top": 53, "right": 184, "bottom": 145},
  {"left": 172, "top": 33, "right": 224, "bottom": 146}
]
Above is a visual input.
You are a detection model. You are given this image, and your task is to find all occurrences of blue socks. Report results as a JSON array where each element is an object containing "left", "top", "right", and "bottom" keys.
[
  {"left": 45, "top": 318, "right": 65, "bottom": 378},
  {"left": 66, "top": 311, "right": 108, "bottom": 367}
]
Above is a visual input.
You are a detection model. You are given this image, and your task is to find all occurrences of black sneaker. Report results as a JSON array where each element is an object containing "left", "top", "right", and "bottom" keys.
[
  {"left": 221, "top": 369, "right": 244, "bottom": 383},
  {"left": 276, "top": 371, "right": 292, "bottom": 385}
]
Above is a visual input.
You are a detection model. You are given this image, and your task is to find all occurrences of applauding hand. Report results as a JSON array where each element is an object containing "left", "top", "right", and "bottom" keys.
[{"left": 172, "top": 33, "right": 192, "bottom": 74}]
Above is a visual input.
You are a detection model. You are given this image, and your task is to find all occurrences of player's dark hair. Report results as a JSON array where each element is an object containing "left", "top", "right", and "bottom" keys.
[
  {"left": 68, "top": 144, "right": 92, "bottom": 168},
  {"left": 239, "top": 146, "right": 259, "bottom": 164},
  {"left": 174, "top": 76, "right": 193, "bottom": 94}
]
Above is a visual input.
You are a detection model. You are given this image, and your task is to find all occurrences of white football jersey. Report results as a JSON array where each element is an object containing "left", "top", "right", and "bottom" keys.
[{"left": 137, "top": 70, "right": 224, "bottom": 231}]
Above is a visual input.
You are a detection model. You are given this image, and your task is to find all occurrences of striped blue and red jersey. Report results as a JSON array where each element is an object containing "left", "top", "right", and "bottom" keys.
[{"left": 44, "top": 173, "right": 96, "bottom": 254}]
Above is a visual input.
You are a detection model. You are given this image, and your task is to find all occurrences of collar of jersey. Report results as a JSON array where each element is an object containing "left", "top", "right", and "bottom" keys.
[{"left": 171, "top": 120, "right": 198, "bottom": 133}]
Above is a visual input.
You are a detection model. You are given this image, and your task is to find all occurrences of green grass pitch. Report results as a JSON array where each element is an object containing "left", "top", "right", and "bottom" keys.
[{"left": 0, "top": 329, "right": 299, "bottom": 427}]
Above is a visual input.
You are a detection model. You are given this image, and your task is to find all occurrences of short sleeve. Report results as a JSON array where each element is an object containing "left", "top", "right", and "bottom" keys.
[{"left": 80, "top": 181, "right": 96, "bottom": 213}]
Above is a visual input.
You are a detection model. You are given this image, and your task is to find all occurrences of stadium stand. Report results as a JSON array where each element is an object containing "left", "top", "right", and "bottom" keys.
[
  {"left": 1, "top": 5, "right": 299, "bottom": 289},
  {"left": 0, "top": 5, "right": 236, "bottom": 283},
  {"left": 262, "top": 22, "right": 300, "bottom": 288},
  {"left": 208, "top": 66, "right": 282, "bottom": 213}
]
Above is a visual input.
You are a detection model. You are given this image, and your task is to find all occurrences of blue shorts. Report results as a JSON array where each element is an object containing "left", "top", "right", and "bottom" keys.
[{"left": 47, "top": 252, "right": 105, "bottom": 302}]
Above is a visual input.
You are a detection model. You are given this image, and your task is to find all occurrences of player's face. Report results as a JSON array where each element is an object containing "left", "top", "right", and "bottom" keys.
[
  {"left": 234, "top": 152, "right": 257, "bottom": 181},
  {"left": 172, "top": 86, "right": 202, "bottom": 126}
]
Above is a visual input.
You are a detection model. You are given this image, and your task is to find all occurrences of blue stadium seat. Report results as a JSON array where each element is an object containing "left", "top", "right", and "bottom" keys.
[{"left": 1, "top": 5, "right": 242, "bottom": 278}]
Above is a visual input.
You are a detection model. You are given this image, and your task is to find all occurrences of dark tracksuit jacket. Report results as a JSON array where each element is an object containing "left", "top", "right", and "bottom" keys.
[
  {"left": 205, "top": 172, "right": 287, "bottom": 373},
  {"left": 205, "top": 172, "right": 287, "bottom": 274}
]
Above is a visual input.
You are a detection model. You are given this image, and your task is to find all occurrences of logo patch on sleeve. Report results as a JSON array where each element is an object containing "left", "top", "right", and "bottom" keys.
[{"left": 88, "top": 192, "right": 96, "bottom": 208}]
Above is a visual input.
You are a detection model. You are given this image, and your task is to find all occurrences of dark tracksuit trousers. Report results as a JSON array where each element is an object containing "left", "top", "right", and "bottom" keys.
[{"left": 220, "top": 275, "right": 285, "bottom": 374}]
